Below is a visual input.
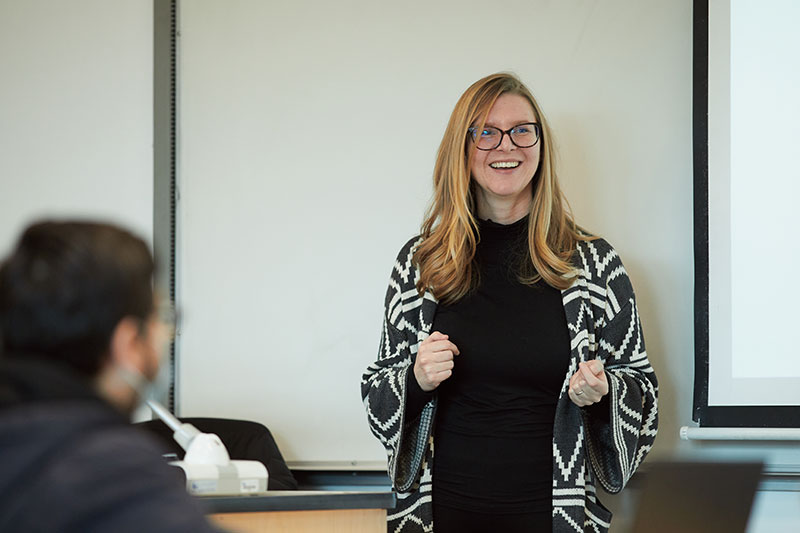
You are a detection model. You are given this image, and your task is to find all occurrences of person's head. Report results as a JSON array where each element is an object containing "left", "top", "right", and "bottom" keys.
[
  {"left": 430, "top": 72, "right": 555, "bottom": 221},
  {"left": 0, "top": 220, "right": 166, "bottom": 410},
  {"left": 415, "top": 73, "right": 589, "bottom": 303},
  {"left": 468, "top": 91, "right": 542, "bottom": 220}
]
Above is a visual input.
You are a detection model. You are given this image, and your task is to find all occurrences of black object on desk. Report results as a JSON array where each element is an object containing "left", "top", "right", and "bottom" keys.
[{"left": 630, "top": 460, "right": 762, "bottom": 533}]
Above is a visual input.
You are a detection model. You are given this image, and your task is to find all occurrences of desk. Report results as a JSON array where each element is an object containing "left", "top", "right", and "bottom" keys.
[{"left": 201, "top": 491, "right": 396, "bottom": 533}]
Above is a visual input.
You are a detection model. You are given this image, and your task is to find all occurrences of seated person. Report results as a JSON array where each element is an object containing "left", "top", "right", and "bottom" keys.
[{"left": 0, "top": 220, "right": 224, "bottom": 533}]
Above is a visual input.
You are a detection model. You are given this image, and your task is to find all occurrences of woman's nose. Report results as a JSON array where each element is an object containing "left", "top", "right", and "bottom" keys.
[{"left": 497, "top": 131, "right": 515, "bottom": 151}]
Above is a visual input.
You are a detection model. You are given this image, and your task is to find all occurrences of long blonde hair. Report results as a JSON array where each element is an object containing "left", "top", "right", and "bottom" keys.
[{"left": 414, "top": 72, "right": 590, "bottom": 304}]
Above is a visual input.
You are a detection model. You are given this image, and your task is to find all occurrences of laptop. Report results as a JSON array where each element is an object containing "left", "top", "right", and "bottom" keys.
[{"left": 629, "top": 460, "right": 763, "bottom": 533}]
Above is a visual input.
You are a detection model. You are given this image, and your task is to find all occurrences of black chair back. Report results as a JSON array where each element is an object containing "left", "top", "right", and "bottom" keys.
[{"left": 135, "top": 417, "right": 298, "bottom": 490}]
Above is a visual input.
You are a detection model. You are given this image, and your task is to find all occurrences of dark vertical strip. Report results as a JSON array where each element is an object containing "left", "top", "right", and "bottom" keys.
[
  {"left": 153, "top": 0, "right": 178, "bottom": 412},
  {"left": 168, "top": 0, "right": 178, "bottom": 413},
  {"left": 692, "top": 0, "right": 709, "bottom": 423}
]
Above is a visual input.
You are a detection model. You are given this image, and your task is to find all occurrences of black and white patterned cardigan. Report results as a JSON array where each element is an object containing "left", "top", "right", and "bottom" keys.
[{"left": 361, "top": 235, "right": 658, "bottom": 533}]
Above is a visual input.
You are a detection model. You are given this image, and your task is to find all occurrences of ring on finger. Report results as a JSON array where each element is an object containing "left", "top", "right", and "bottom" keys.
[{"left": 576, "top": 390, "right": 584, "bottom": 396}]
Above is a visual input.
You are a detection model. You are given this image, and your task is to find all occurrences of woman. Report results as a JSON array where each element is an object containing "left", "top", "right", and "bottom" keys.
[{"left": 361, "top": 73, "right": 657, "bottom": 533}]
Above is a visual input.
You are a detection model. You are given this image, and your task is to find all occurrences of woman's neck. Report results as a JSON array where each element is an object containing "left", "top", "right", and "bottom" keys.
[{"left": 476, "top": 192, "right": 531, "bottom": 224}]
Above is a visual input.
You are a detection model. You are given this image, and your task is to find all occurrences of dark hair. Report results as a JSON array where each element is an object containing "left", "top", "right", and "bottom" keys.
[{"left": 0, "top": 220, "right": 154, "bottom": 377}]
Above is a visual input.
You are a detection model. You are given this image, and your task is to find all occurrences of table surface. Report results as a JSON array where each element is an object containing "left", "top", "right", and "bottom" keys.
[{"left": 199, "top": 490, "right": 396, "bottom": 514}]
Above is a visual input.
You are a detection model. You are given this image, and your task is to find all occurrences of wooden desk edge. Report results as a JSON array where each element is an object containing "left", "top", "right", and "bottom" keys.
[{"left": 199, "top": 490, "right": 396, "bottom": 514}]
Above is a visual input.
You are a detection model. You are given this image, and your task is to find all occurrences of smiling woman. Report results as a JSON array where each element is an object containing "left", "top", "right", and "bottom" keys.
[{"left": 361, "top": 72, "right": 659, "bottom": 533}]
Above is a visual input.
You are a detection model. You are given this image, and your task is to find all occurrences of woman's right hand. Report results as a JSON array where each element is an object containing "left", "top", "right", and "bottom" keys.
[{"left": 414, "top": 331, "right": 460, "bottom": 392}]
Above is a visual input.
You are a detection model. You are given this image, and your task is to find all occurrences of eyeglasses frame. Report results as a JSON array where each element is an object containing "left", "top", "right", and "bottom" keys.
[{"left": 467, "top": 122, "right": 541, "bottom": 151}]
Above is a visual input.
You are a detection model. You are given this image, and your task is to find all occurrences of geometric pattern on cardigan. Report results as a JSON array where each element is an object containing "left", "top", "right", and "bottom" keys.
[{"left": 362, "top": 236, "right": 658, "bottom": 533}]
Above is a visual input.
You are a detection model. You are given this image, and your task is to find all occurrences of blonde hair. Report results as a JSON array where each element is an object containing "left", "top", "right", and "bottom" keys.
[{"left": 414, "top": 72, "right": 591, "bottom": 304}]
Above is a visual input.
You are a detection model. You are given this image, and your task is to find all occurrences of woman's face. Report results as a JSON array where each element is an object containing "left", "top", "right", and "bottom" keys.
[{"left": 469, "top": 93, "right": 541, "bottom": 216}]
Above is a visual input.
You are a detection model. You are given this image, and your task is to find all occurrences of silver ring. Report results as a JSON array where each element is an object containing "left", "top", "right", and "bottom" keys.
[{"left": 576, "top": 390, "right": 584, "bottom": 396}]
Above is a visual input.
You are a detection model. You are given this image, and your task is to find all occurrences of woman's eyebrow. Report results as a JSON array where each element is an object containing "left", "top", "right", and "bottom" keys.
[{"left": 482, "top": 119, "right": 537, "bottom": 128}]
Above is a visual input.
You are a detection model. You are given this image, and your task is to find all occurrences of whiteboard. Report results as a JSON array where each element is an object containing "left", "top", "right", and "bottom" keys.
[{"left": 175, "top": 0, "right": 684, "bottom": 466}]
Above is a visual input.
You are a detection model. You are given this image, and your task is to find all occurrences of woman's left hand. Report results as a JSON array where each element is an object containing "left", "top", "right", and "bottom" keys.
[{"left": 568, "top": 360, "right": 609, "bottom": 407}]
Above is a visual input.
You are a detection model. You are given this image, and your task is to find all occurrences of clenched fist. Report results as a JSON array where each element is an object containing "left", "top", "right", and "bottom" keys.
[
  {"left": 413, "top": 331, "right": 460, "bottom": 392},
  {"left": 568, "top": 360, "right": 608, "bottom": 407}
]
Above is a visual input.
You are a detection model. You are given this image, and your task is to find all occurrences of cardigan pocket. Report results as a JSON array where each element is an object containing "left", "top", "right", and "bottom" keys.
[{"left": 584, "top": 497, "right": 612, "bottom": 533}]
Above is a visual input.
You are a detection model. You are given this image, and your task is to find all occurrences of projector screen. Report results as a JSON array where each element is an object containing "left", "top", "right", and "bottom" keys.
[{"left": 698, "top": 0, "right": 800, "bottom": 422}]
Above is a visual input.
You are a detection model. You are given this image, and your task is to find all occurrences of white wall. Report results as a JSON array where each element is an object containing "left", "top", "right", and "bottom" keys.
[{"left": 0, "top": 0, "right": 153, "bottom": 253}]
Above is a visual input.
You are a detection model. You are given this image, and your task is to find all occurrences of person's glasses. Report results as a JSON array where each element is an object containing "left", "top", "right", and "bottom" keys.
[{"left": 467, "top": 122, "right": 541, "bottom": 151}]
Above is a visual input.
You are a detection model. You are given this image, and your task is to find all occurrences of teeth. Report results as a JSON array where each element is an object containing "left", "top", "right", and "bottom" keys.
[{"left": 490, "top": 161, "right": 520, "bottom": 169}]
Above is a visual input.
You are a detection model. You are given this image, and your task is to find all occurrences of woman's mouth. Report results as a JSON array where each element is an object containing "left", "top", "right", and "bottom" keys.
[{"left": 489, "top": 161, "right": 520, "bottom": 169}]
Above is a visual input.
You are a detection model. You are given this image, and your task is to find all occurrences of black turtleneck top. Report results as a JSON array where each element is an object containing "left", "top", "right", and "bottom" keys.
[{"left": 406, "top": 216, "right": 571, "bottom": 520}]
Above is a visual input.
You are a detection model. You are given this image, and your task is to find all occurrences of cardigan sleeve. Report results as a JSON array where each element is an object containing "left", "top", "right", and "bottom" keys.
[
  {"left": 360, "top": 239, "right": 435, "bottom": 492},
  {"left": 582, "top": 250, "right": 659, "bottom": 494}
]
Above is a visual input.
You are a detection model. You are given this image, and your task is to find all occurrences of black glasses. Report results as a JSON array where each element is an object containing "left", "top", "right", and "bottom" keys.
[{"left": 467, "top": 122, "right": 541, "bottom": 151}]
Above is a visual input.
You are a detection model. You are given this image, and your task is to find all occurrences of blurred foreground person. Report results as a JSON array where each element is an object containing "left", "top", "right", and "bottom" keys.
[{"left": 0, "top": 220, "right": 223, "bottom": 533}]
